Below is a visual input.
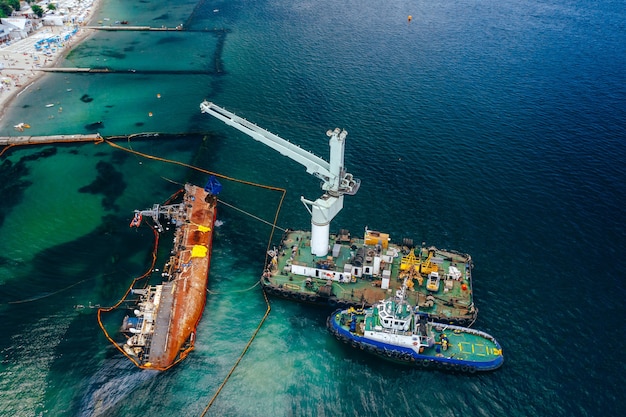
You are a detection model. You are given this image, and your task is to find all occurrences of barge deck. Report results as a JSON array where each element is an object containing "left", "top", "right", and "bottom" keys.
[{"left": 262, "top": 229, "right": 477, "bottom": 326}]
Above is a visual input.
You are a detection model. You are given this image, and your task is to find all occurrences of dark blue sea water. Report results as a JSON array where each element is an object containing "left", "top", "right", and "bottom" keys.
[{"left": 1, "top": 0, "right": 625, "bottom": 416}]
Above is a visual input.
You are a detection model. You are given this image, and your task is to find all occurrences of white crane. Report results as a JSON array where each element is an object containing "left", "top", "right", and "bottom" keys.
[{"left": 200, "top": 101, "right": 360, "bottom": 256}]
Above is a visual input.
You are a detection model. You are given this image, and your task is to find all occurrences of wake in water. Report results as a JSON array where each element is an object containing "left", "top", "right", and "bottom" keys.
[{"left": 76, "top": 358, "right": 158, "bottom": 417}]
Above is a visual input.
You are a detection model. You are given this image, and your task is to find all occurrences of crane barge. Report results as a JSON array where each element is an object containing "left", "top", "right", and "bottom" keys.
[{"left": 200, "top": 102, "right": 477, "bottom": 325}]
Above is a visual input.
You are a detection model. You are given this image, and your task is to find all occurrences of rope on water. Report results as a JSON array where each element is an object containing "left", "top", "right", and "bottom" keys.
[
  {"left": 161, "top": 176, "right": 184, "bottom": 186},
  {"left": 206, "top": 280, "right": 261, "bottom": 295},
  {"left": 217, "top": 199, "right": 287, "bottom": 232},
  {"left": 5, "top": 277, "right": 95, "bottom": 305},
  {"left": 104, "top": 137, "right": 285, "bottom": 191},
  {"left": 200, "top": 289, "right": 272, "bottom": 416},
  {"left": 96, "top": 222, "right": 161, "bottom": 370},
  {"left": 0, "top": 144, "right": 16, "bottom": 158}
]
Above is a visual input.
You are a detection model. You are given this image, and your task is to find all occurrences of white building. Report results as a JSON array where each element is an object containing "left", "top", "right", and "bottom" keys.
[{"left": 0, "top": 18, "right": 34, "bottom": 40}]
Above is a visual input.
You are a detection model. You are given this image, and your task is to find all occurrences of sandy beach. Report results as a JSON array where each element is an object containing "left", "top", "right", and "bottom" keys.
[{"left": 0, "top": 1, "right": 99, "bottom": 122}]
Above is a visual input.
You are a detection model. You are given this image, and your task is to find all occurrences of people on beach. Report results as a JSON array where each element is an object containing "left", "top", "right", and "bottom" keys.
[{"left": 0, "top": 0, "right": 99, "bottom": 121}]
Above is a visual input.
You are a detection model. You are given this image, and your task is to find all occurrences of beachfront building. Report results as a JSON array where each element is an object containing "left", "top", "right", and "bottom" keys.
[
  {"left": 42, "top": 14, "right": 64, "bottom": 26},
  {"left": 0, "top": 23, "right": 11, "bottom": 43},
  {"left": 10, "top": 2, "right": 38, "bottom": 19},
  {"left": 0, "top": 17, "right": 34, "bottom": 40}
]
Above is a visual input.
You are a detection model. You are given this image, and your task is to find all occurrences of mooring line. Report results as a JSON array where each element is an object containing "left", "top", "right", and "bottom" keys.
[
  {"left": 200, "top": 290, "right": 272, "bottom": 416},
  {"left": 5, "top": 277, "right": 95, "bottom": 305},
  {"left": 206, "top": 280, "right": 261, "bottom": 295},
  {"left": 104, "top": 138, "right": 286, "bottom": 192},
  {"left": 217, "top": 199, "right": 287, "bottom": 232}
]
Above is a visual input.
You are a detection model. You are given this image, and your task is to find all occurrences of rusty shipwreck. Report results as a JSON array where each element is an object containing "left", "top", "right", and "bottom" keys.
[{"left": 119, "top": 180, "right": 220, "bottom": 370}]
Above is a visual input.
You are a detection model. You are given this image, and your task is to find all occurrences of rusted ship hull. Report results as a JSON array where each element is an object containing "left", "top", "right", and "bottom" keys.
[{"left": 122, "top": 183, "right": 218, "bottom": 370}]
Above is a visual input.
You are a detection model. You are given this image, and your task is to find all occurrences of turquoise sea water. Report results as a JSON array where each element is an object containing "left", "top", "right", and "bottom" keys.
[{"left": 1, "top": 0, "right": 625, "bottom": 416}]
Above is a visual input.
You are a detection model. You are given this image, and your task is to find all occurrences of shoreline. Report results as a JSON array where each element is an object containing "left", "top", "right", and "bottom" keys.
[{"left": 0, "top": 0, "right": 100, "bottom": 123}]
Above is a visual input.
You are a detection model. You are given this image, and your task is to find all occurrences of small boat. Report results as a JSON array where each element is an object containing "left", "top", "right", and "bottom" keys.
[
  {"left": 45, "top": 103, "right": 55, "bottom": 108},
  {"left": 13, "top": 122, "right": 30, "bottom": 131},
  {"left": 327, "top": 280, "right": 503, "bottom": 373}
]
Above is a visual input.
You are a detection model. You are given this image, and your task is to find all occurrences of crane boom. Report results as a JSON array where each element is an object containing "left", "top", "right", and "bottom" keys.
[{"left": 200, "top": 101, "right": 360, "bottom": 256}]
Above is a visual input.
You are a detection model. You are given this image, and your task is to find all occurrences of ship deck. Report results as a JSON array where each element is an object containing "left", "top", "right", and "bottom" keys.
[{"left": 263, "top": 229, "right": 476, "bottom": 324}]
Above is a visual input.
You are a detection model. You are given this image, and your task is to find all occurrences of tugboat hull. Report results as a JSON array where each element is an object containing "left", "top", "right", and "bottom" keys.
[{"left": 327, "top": 306, "right": 503, "bottom": 372}]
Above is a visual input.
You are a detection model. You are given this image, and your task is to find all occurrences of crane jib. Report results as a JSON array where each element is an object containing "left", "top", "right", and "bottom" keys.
[{"left": 200, "top": 100, "right": 360, "bottom": 256}]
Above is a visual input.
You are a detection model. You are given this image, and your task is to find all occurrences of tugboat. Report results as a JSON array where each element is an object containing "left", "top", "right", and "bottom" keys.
[
  {"left": 327, "top": 280, "right": 503, "bottom": 373},
  {"left": 117, "top": 180, "right": 220, "bottom": 370},
  {"left": 200, "top": 102, "right": 476, "bottom": 325}
]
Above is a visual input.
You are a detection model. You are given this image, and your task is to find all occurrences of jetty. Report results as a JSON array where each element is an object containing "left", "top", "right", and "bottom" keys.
[
  {"left": 86, "top": 25, "right": 183, "bottom": 31},
  {"left": 0, "top": 134, "right": 102, "bottom": 146},
  {"left": 2, "top": 67, "right": 211, "bottom": 74},
  {"left": 85, "top": 26, "right": 225, "bottom": 33}
]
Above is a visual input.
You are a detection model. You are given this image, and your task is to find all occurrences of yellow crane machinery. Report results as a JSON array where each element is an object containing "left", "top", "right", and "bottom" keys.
[{"left": 419, "top": 247, "right": 439, "bottom": 275}]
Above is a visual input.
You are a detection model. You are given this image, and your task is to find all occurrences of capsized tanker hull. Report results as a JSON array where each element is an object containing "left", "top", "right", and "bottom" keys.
[{"left": 121, "top": 183, "right": 218, "bottom": 370}]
